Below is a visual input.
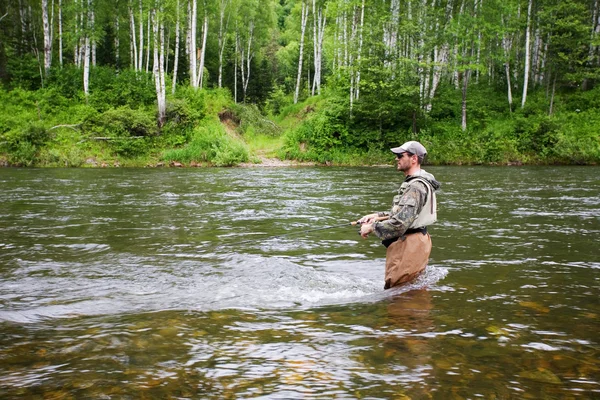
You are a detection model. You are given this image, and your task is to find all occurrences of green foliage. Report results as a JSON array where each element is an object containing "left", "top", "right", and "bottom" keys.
[
  {"left": 162, "top": 119, "right": 249, "bottom": 166},
  {"left": 88, "top": 67, "right": 157, "bottom": 111},
  {"left": 6, "top": 55, "right": 42, "bottom": 91},
  {"left": 44, "top": 66, "right": 86, "bottom": 99},
  {"left": 228, "top": 103, "right": 282, "bottom": 137},
  {"left": 0, "top": 123, "right": 49, "bottom": 166},
  {"left": 83, "top": 107, "right": 157, "bottom": 157},
  {"left": 265, "top": 86, "right": 293, "bottom": 116}
]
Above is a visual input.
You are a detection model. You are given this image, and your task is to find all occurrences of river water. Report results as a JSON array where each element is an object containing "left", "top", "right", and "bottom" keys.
[{"left": 0, "top": 166, "right": 598, "bottom": 399}]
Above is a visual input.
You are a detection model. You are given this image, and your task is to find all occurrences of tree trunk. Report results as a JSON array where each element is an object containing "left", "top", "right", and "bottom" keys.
[
  {"left": 311, "top": 0, "right": 326, "bottom": 96},
  {"left": 172, "top": 0, "right": 180, "bottom": 94},
  {"left": 217, "top": 0, "right": 230, "bottom": 88},
  {"left": 145, "top": 11, "right": 150, "bottom": 72},
  {"left": 58, "top": 0, "right": 63, "bottom": 66},
  {"left": 521, "top": 0, "right": 533, "bottom": 108},
  {"left": 549, "top": 72, "right": 556, "bottom": 116},
  {"left": 115, "top": 13, "right": 120, "bottom": 68},
  {"left": 502, "top": 32, "right": 513, "bottom": 112},
  {"left": 195, "top": 12, "right": 208, "bottom": 88},
  {"left": 42, "top": 0, "right": 51, "bottom": 74},
  {"left": 129, "top": 1, "right": 138, "bottom": 69},
  {"left": 138, "top": 0, "right": 144, "bottom": 71},
  {"left": 152, "top": 7, "right": 166, "bottom": 126},
  {"left": 189, "top": 0, "right": 197, "bottom": 87},
  {"left": 234, "top": 30, "right": 238, "bottom": 102},
  {"left": 461, "top": 70, "right": 470, "bottom": 131},
  {"left": 91, "top": 5, "right": 96, "bottom": 66},
  {"left": 242, "top": 21, "right": 254, "bottom": 101},
  {"left": 294, "top": 0, "right": 309, "bottom": 104}
]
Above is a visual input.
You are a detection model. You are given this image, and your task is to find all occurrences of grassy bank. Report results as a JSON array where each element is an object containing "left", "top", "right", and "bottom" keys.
[
  {"left": 275, "top": 84, "right": 600, "bottom": 166},
  {"left": 1, "top": 79, "right": 599, "bottom": 167}
]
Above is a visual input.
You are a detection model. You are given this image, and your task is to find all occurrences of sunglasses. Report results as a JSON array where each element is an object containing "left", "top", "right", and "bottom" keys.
[{"left": 396, "top": 152, "right": 413, "bottom": 159}]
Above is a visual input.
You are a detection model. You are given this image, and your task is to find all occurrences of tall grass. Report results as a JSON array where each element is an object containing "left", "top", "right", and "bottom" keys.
[{"left": 162, "top": 119, "right": 249, "bottom": 166}]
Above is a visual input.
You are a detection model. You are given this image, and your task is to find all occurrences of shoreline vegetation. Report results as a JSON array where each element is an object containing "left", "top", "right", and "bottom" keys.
[
  {"left": 1, "top": 84, "right": 599, "bottom": 169},
  {"left": 2, "top": 0, "right": 600, "bottom": 168}
]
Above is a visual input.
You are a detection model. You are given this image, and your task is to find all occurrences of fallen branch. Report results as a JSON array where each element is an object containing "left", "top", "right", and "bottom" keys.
[
  {"left": 88, "top": 137, "right": 144, "bottom": 140},
  {"left": 48, "top": 124, "right": 82, "bottom": 132}
]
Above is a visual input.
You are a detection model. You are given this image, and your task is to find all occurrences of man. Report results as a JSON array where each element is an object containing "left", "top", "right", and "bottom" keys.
[{"left": 359, "top": 141, "right": 440, "bottom": 289}]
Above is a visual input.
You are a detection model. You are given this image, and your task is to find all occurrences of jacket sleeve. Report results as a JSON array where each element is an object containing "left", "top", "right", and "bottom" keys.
[{"left": 371, "top": 183, "right": 427, "bottom": 241}]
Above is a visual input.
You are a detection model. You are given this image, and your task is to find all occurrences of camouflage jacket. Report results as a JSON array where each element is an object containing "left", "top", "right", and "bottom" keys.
[{"left": 372, "top": 169, "right": 441, "bottom": 241}]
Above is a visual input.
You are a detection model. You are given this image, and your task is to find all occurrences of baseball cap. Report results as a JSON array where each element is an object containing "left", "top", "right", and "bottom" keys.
[{"left": 390, "top": 141, "right": 427, "bottom": 157}]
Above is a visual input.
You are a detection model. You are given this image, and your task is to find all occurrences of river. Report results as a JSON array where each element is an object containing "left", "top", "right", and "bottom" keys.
[{"left": 0, "top": 166, "right": 598, "bottom": 398}]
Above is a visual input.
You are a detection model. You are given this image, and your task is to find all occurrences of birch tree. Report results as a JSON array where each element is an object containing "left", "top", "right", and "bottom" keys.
[
  {"left": 521, "top": 0, "right": 533, "bottom": 108},
  {"left": 187, "top": 0, "right": 197, "bottom": 86},
  {"left": 172, "top": 0, "right": 181, "bottom": 93},
  {"left": 152, "top": 4, "right": 166, "bottom": 125},
  {"left": 294, "top": 0, "right": 309, "bottom": 103},
  {"left": 311, "top": 0, "right": 327, "bottom": 96},
  {"left": 217, "top": 0, "right": 231, "bottom": 88},
  {"left": 42, "top": 0, "right": 52, "bottom": 74},
  {"left": 83, "top": 0, "right": 92, "bottom": 98},
  {"left": 129, "top": 0, "right": 138, "bottom": 69},
  {"left": 195, "top": 5, "right": 208, "bottom": 88}
]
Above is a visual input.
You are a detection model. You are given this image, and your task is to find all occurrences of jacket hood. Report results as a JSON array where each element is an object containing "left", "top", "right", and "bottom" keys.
[{"left": 407, "top": 169, "right": 441, "bottom": 191}]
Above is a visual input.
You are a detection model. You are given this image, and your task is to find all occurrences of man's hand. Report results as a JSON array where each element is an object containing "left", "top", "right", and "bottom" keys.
[
  {"left": 358, "top": 213, "right": 378, "bottom": 224},
  {"left": 360, "top": 223, "right": 374, "bottom": 239}
]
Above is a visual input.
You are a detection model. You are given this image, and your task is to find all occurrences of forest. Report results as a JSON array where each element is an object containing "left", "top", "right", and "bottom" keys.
[{"left": 0, "top": 0, "right": 599, "bottom": 167}]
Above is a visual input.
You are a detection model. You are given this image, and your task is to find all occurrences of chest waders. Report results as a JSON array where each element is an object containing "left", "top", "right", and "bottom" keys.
[{"left": 383, "top": 178, "right": 436, "bottom": 289}]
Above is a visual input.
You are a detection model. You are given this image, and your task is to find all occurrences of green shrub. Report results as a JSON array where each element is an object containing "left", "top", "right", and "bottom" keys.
[
  {"left": 228, "top": 103, "right": 282, "bottom": 137},
  {"left": 83, "top": 107, "right": 157, "bottom": 157},
  {"left": 162, "top": 120, "right": 248, "bottom": 166},
  {"left": 0, "top": 123, "right": 49, "bottom": 166},
  {"left": 88, "top": 67, "right": 156, "bottom": 110}
]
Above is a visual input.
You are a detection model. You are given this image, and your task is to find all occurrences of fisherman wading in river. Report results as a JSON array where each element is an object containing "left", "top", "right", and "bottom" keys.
[{"left": 358, "top": 141, "right": 440, "bottom": 289}]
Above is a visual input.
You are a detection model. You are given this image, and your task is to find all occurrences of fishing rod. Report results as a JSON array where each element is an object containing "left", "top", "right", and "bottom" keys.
[{"left": 233, "top": 216, "right": 390, "bottom": 246}]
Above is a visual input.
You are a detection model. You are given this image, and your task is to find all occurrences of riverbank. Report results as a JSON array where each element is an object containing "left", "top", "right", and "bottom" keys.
[{"left": 1, "top": 86, "right": 599, "bottom": 168}]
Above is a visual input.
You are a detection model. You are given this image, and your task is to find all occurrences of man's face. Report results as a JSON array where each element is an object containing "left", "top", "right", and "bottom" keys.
[{"left": 395, "top": 152, "right": 413, "bottom": 172}]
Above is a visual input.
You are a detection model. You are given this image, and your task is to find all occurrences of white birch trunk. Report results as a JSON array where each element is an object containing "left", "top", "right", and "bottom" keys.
[
  {"left": 83, "top": 12, "right": 91, "bottom": 99},
  {"left": 242, "top": 21, "right": 254, "bottom": 100},
  {"left": 172, "top": 0, "right": 180, "bottom": 94},
  {"left": 521, "top": 0, "right": 533, "bottom": 108},
  {"left": 311, "top": 0, "right": 326, "bottom": 96},
  {"left": 234, "top": 29, "right": 238, "bottom": 102},
  {"left": 145, "top": 12, "right": 151, "bottom": 72},
  {"left": 129, "top": 3, "right": 138, "bottom": 69},
  {"left": 294, "top": 0, "right": 309, "bottom": 104},
  {"left": 195, "top": 12, "right": 208, "bottom": 88},
  {"left": 217, "top": 0, "right": 230, "bottom": 88},
  {"left": 152, "top": 7, "right": 166, "bottom": 126},
  {"left": 42, "top": 0, "right": 51, "bottom": 74},
  {"left": 189, "top": 0, "right": 197, "bottom": 87},
  {"left": 90, "top": 5, "right": 96, "bottom": 66},
  {"left": 138, "top": 0, "right": 144, "bottom": 71},
  {"left": 461, "top": 70, "right": 470, "bottom": 131}
]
